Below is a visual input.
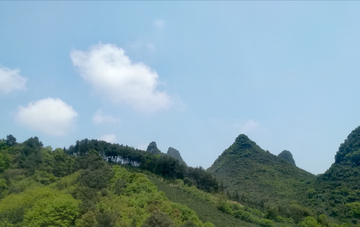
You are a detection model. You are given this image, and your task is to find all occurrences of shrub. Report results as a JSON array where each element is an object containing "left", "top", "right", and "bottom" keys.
[
  {"left": 218, "top": 202, "right": 233, "bottom": 215},
  {"left": 260, "top": 218, "right": 275, "bottom": 227},
  {"left": 23, "top": 194, "right": 80, "bottom": 227},
  {"left": 298, "top": 216, "right": 321, "bottom": 227}
]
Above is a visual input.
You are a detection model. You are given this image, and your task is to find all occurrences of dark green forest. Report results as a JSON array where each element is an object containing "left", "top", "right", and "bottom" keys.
[{"left": 1, "top": 126, "right": 360, "bottom": 226}]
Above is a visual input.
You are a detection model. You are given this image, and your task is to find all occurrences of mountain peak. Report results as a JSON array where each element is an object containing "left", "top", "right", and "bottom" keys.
[
  {"left": 167, "top": 147, "right": 186, "bottom": 165},
  {"left": 208, "top": 134, "right": 315, "bottom": 205},
  {"left": 222, "top": 134, "right": 261, "bottom": 157},
  {"left": 278, "top": 150, "right": 296, "bottom": 166},
  {"left": 234, "top": 134, "right": 252, "bottom": 147},
  {"left": 335, "top": 126, "right": 360, "bottom": 165},
  {"left": 146, "top": 141, "right": 161, "bottom": 155}
]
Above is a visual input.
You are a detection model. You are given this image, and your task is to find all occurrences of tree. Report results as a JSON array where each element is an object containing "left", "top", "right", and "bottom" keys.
[
  {"left": 5, "top": 135, "right": 16, "bottom": 147},
  {"left": 0, "top": 153, "right": 10, "bottom": 173},
  {"left": 142, "top": 211, "right": 175, "bottom": 227},
  {"left": 96, "top": 211, "right": 117, "bottom": 227},
  {"left": 23, "top": 194, "right": 80, "bottom": 227},
  {"left": 75, "top": 211, "right": 97, "bottom": 227},
  {"left": 298, "top": 217, "right": 321, "bottom": 227},
  {"left": 77, "top": 150, "right": 114, "bottom": 190},
  {"left": 181, "top": 221, "right": 197, "bottom": 227}
]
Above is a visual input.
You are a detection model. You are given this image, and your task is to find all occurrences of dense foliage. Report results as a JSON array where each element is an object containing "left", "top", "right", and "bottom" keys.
[
  {"left": 66, "top": 139, "right": 219, "bottom": 193},
  {"left": 2, "top": 124, "right": 360, "bottom": 227},
  {"left": 0, "top": 137, "right": 214, "bottom": 226},
  {"left": 208, "top": 135, "right": 315, "bottom": 210},
  {"left": 311, "top": 126, "right": 360, "bottom": 224}
]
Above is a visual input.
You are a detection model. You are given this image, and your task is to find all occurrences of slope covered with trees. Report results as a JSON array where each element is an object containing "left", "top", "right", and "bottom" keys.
[
  {"left": 65, "top": 139, "right": 219, "bottom": 193},
  {"left": 2, "top": 126, "right": 360, "bottom": 227},
  {"left": 0, "top": 137, "right": 214, "bottom": 227},
  {"left": 208, "top": 135, "right": 315, "bottom": 206},
  {"left": 310, "top": 126, "right": 360, "bottom": 224}
]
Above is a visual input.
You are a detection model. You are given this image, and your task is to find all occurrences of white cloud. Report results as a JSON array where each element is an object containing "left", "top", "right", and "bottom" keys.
[
  {"left": 0, "top": 66, "right": 27, "bottom": 94},
  {"left": 99, "top": 134, "right": 117, "bottom": 143},
  {"left": 93, "top": 110, "right": 120, "bottom": 125},
  {"left": 70, "top": 43, "right": 171, "bottom": 112},
  {"left": 154, "top": 20, "right": 166, "bottom": 29},
  {"left": 16, "top": 98, "right": 78, "bottom": 136}
]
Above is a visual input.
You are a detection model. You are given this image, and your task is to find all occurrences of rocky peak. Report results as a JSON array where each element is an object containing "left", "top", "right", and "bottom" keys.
[
  {"left": 146, "top": 141, "right": 161, "bottom": 155},
  {"left": 167, "top": 147, "right": 186, "bottom": 165},
  {"left": 278, "top": 150, "right": 296, "bottom": 166}
]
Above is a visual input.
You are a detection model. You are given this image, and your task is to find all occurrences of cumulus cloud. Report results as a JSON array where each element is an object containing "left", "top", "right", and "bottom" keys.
[
  {"left": 0, "top": 66, "right": 27, "bottom": 94},
  {"left": 93, "top": 110, "right": 120, "bottom": 125},
  {"left": 70, "top": 43, "right": 171, "bottom": 112},
  {"left": 154, "top": 19, "right": 166, "bottom": 29},
  {"left": 99, "top": 134, "right": 117, "bottom": 143},
  {"left": 16, "top": 98, "right": 78, "bottom": 136}
]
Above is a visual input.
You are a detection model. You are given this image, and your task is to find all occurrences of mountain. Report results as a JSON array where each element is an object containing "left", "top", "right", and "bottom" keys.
[
  {"left": 278, "top": 150, "right": 296, "bottom": 166},
  {"left": 167, "top": 147, "right": 186, "bottom": 165},
  {"left": 146, "top": 141, "right": 161, "bottom": 155},
  {"left": 312, "top": 126, "right": 360, "bottom": 223},
  {"left": 334, "top": 126, "right": 360, "bottom": 166},
  {"left": 2, "top": 132, "right": 358, "bottom": 226},
  {"left": 0, "top": 136, "right": 274, "bottom": 227},
  {"left": 208, "top": 134, "right": 315, "bottom": 208}
]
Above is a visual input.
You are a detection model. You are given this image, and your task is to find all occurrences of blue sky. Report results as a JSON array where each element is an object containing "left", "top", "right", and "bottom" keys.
[{"left": 1, "top": 2, "right": 360, "bottom": 175}]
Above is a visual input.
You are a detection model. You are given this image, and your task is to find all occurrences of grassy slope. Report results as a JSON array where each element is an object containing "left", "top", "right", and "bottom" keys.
[{"left": 148, "top": 175, "right": 257, "bottom": 227}]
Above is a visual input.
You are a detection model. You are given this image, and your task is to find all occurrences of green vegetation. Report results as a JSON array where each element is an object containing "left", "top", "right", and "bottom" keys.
[
  {"left": 167, "top": 147, "right": 186, "bottom": 166},
  {"left": 278, "top": 150, "right": 296, "bottom": 166},
  {"left": 208, "top": 135, "right": 315, "bottom": 210},
  {"left": 0, "top": 137, "right": 214, "bottom": 226},
  {"left": 310, "top": 126, "right": 360, "bottom": 224},
  {"left": 66, "top": 139, "right": 219, "bottom": 193},
  {"left": 148, "top": 174, "right": 255, "bottom": 227},
  {"left": 146, "top": 141, "right": 162, "bottom": 155},
  {"left": 2, "top": 125, "right": 360, "bottom": 226}
]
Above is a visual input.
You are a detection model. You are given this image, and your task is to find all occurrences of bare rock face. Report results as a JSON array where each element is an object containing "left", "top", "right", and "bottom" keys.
[
  {"left": 278, "top": 150, "right": 296, "bottom": 166},
  {"left": 146, "top": 141, "right": 161, "bottom": 155},
  {"left": 167, "top": 147, "right": 186, "bottom": 165}
]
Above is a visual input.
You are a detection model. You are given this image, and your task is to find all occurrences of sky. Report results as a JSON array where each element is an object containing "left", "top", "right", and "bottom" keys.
[{"left": 1, "top": 2, "right": 360, "bottom": 175}]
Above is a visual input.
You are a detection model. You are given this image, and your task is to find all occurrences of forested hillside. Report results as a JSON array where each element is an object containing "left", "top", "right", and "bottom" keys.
[
  {"left": 1, "top": 127, "right": 360, "bottom": 227},
  {"left": 208, "top": 134, "right": 316, "bottom": 209},
  {"left": 310, "top": 126, "right": 360, "bottom": 224},
  {"left": 0, "top": 137, "right": 215, "bottom": 226}
]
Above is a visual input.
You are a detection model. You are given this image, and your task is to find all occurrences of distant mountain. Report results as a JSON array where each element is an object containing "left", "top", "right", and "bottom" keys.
[
  {"left": 146, "top": 141, "right": 161, "bottom": 155},
  {"left": 208, "top": 134, "right": 315, "bottom": 207},
  {"left": 278, "top": 150, "right": 296, "bottom": 166},
  {"left": 167, "top": 147, "right": 186, "bottom": 165}
]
